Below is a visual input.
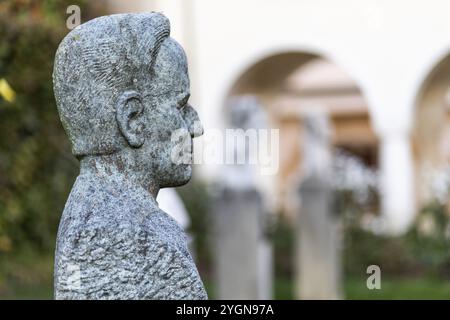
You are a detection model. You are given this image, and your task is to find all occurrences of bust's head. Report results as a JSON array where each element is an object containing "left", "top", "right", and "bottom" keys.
[{"left": 53, "top": 13, "right": 202, "bottom": 189}]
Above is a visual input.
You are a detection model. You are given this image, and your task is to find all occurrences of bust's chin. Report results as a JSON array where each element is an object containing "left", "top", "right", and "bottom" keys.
[{"left": 161, "top": 164, "right": 192, "bottom": 188}]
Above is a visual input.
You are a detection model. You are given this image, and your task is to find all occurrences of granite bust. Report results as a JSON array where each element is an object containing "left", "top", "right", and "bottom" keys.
[{"left": 52, "top": 13, "right": 207, "bottom": 299}]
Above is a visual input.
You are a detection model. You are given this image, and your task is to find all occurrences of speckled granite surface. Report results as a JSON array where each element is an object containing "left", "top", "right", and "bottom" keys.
[{"left": 53, "top": 12, "right": 207, "bottom": 300}]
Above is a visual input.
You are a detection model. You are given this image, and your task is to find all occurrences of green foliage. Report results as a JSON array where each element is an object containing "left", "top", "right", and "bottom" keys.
[
  {"left": 344, "top": 226, "right": 421, "bottom": 276},
  {"left": 406, "top": 200, "right": 450, "bottom": 277},
  {"left": 177, "top": 177, "right": 214, "bottom": 275},
  {"left": 272, "top": 215, "right": 294, "bottom": 279},
  {"left": 344, "top": 198, "right": 450, "bottom": 279},
  {"left": 0, "top": 0, "right": 93, "bottom": 254}
]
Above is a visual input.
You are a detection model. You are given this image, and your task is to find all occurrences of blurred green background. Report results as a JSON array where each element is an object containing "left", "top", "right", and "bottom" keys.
[
  {"left": 0, "top": 0, "right": 88, "bottom": 299},
  {"left": 1, "top": 0, "right": 450, "bottom": 300}
]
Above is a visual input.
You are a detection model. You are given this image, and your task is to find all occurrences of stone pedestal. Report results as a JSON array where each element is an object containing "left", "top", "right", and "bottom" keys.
[
  {"left": 295, "top": 176, "right": 341, "bottom": 299},
  {"left": 294, "top": 111, "right": 341, "bottom": 300},
  {"left": 213, "top": 187, "right": 272, "bottom": 299}
]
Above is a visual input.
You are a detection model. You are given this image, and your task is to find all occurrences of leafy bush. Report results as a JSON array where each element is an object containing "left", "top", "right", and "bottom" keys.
[{"left": 0, "top": 0, "right": 100, "bottom": 253}]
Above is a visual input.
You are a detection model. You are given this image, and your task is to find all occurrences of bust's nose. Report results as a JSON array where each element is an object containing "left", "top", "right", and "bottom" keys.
[{"left": 182, "top": 104, "right": 204, "bottom": 138}]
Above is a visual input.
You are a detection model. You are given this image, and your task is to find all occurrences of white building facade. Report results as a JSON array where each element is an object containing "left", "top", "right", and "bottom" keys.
[{"left": 107, "top": 0, "right": 450, "bottom": 234}]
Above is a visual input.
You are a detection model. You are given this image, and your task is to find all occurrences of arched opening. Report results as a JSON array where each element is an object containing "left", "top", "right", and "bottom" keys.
[
  {"left": 225, "top": 52, "right": 378, "bottom": 219},
  {"left": 215, "top": 51, "right": 379, "bottom": 299},
  {"left": 413, "top": 56, "right": 450, "bottom": 214}
]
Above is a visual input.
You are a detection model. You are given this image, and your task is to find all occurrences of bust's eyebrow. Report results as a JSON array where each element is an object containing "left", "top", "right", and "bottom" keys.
[{"left": 142, "top": 91, "right": 189, "bottom": 100}]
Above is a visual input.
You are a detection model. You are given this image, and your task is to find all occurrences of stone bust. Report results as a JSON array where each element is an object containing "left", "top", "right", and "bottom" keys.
[{"left": 53, "top": 13, "right": 207, "bottom": 300}]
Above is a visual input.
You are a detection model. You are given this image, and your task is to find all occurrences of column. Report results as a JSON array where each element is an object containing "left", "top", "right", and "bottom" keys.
[{"left": 379, "top": 131, "right": 415, "bottom": 234}]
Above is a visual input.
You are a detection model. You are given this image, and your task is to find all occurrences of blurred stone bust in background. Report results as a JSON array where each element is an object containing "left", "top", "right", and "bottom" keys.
[{"left": 53, "top": 12, "right": 206, "bottom": 300}]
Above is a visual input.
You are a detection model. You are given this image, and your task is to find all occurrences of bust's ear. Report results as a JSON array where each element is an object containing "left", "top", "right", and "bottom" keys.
[{"left": 116, "top": 91, "right": 145, "bottom": 148}]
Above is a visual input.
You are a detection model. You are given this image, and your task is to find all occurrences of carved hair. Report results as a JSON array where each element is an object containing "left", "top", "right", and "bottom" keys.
[{"left": 53, "top": 13, "right": 170, "bottom": 156}]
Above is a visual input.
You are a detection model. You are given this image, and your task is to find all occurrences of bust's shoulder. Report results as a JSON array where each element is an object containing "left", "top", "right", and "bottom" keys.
[
  {"left": 55, "top": 177, "right": 207, "bottom": 299},
  {"left": 54, "top": 223, "right": 206, "bottom": 299}
]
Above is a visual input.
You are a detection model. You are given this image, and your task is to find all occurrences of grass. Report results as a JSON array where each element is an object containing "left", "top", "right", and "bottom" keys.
[
  {"left": 345, "top": 276, "right": 450, "bottom": 300},
  {"left": 274, "top": 276, "right": 450, "bottom": 300},
  {"left": 1, "top": 253, "right": 450, "bottom": 300},
  {"left": 0, "top": 250, "right": 54, "bottom": 300},
  {"left": 3, "top": 277, "right": 450, "bottom": 300},
  {"left": 1, "top": 283, "right": 53, "bottom": 300}
]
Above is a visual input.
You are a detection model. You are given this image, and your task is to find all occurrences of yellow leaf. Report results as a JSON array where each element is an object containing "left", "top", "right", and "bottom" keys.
[{"left": 0, "top": 78, "right": 16, "bottom": 103}]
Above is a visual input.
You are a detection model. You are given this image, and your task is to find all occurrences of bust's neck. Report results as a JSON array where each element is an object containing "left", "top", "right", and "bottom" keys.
[{"left": 79, "top": 152, "right": 159, "bottom": 199}]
